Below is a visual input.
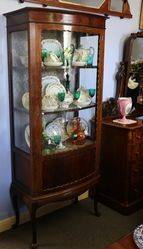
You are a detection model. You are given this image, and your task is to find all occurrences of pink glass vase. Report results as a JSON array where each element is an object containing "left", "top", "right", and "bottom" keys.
[
  {"left": 117, "top": 97, "right": 132, "bottom": 123},
  {"left": 113, "top": 97, "right": 137, "bottom": 125}
]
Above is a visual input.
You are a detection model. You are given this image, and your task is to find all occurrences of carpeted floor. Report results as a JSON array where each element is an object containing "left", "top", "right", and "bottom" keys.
[{"left": 0, "top": 199, "right": 143, "bottom": 249}]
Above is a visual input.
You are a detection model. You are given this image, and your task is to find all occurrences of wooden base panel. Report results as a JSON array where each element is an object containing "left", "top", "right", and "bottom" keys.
[{"left": 99, "top": 193, "right": 143, "bottom": 215}]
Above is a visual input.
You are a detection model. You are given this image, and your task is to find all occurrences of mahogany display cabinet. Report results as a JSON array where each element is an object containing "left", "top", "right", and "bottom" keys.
[{"left": 5, "top": 7, "right": 105, "bottom": 248}]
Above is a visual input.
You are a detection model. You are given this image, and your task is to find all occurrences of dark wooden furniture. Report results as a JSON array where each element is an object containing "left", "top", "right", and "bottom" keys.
[
  {"left": 5, "top": 7, "right": 105, "bottom": 248},
  {"left": 106, "top": 233, "right": 137, "bottom": 249},
  {"left": 19, "top": 0, "right": 132, "bottom": 19},
  {"left": 99, "top": 118, "right": 143, "bottom": 215}
]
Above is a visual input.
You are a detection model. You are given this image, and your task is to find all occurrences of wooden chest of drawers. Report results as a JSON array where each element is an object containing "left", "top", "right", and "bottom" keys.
[{"left": 99, "top": 119, "right": 143, "bottom": 214}]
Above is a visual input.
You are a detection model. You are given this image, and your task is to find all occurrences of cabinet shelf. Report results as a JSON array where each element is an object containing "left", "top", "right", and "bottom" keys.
[
  {"left": 43, "top": 139, "right": 95, "bottom": 157},
  {"left": 42, "top": 102, "right": 96, "bottom": 115},
  {"left": 14, "top": 103, "right": 96, "bottom": 115},
  {"left": 42, "top": 65, "right": 98, "bottom": 70}
]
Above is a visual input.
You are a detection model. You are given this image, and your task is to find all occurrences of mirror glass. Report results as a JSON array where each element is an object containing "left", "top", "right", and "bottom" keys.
[
  {"left": 110, "top": 0, "right": 123, "bottom": 12},
  {"left": 59, "top": 0, "right": 105, "bottom": 9},
  {"left": 127, "top": 38, "right": 143, "bottom": 106},
  {"left": 131, "top": 38, "right": 143, "bottom": 61}
]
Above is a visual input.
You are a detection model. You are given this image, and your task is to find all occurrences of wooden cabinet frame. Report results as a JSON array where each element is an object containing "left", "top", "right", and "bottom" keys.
[{"left": 19, "top": 0, "right": 132, "bottom": 18}]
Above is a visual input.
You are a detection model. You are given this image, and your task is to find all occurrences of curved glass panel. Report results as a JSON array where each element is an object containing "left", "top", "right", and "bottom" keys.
[{"left": 11, "top": 31, "right": 29, "bottom": 153}]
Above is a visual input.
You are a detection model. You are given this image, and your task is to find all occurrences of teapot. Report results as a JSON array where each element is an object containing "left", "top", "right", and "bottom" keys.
[{"left": 72, "top": 45, "right": 94, "bottom": 67}]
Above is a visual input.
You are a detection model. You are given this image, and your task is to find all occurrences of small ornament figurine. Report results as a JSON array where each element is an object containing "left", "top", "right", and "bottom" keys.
[
  {"left": 64, "top": 44, "right": 75, "bottom": 67},
  {"left": 71, "top": 118, "right": 86, "bottom": 145},
  {"left": 65, "top": 72, "right": 70, "bottom": 92}
]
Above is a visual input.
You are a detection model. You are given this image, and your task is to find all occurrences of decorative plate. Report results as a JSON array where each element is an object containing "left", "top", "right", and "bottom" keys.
[
  {"left": 42, "top": 95, "right": 58, "bottom": 112},
  {"left": 133, "top": 224, "right": 143, "bottom": 249},
  {"left": 128, "top": 77, "right": 139, "bottom": 90},
  {"left": 42, "top": 75, "right": 65, "bottom": 97},
  {"left": 25, "top": 125, "right": 30, "bottom": 147},
  {"left": 72, "top": 61, "right": 87, "bottom": 67},
  {"left": 41, "top": 39, "right": 63, "bottom": 67},
  {"left": 22, "top": 92, "right": 29, "bottom": 110},
  {"left": 77, "top": 86, "right": 91, "bottom": 107},
  {"left": 45, "top": 117, "right": 68, "bottom": 142},
  {"left": 44, "top": 76, "right": 66, "bottom": 99},
  {"left": 52, "top": 117, "right": 69, "bottom": 141}
]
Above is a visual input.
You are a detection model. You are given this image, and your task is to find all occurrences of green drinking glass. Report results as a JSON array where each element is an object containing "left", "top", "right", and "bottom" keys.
[
  {"left": 42, "top": 49, "right": 48, "bottom": 62},
  {"left": 58, "top": 92, "right": 66, "bottom": 109},
  {"left": 88, "top": 88, "right": 96, "bottom": 98},
  {"left": 73, "top": 90, "right": 81, "bottom": 101},
  {"left": 53, "top": 135, "right": 61, "bottom": 146},
  {"left": 53, "top": 135, "right": 65, "bottom": 149}
]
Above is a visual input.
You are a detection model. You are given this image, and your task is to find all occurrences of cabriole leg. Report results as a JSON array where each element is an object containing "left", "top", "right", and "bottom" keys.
[
  {"left": 74, "top": 196, "right": 78, "bottom": 204},
  {"left": 29, "top": 205, "right": 38, "bottom": 249},
  {"left": 93, "top": 186, "right": 101, "bottom": 217}
]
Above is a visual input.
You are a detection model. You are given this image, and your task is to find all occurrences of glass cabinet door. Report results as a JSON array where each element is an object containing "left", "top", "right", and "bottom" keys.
[
  {"left": 40, "top": 29, "right": 99, "bottom": 156},
  {"left": 11, "top": 30, "right": 29, "bottom": 153}
]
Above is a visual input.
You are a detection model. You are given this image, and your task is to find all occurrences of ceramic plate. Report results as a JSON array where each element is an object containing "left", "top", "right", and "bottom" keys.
[
  {"left": 128, "top": 77, "right": 139, "bottom": 90},
  {"left": 42, "top": 39, "right": 63, "bottom": 67},
  {"left": 42, "top": 75, "right": 65, "bottom": 97},
  {"left": 44, "top": 76, "right": 66, "bottom": 99},
  {"left": 45, "top": 117, "right": 68, "bottom": 142},
  {"left": 42, "top": 95, "right": 58, "bottom": 112},
  {"left": 44, "top": 61, "right": 63, "bottom": 67},
  {"left": 133, "top": 224, "right": 143, "bottom": 249},
  {"left": 72, "top": 61, "right": 87, "bottom": 67},
  {"left": 22, "top": 92, "right": 29, "bottom": 110},
  {"left": 42, "top": 39, "right": 63, "bottom": 54},
  {"left": 52, "top": 117, "right": 69, "bottom": 141},
  {"left": 25, "top": 125, "right": 30, "bottom": 147}
]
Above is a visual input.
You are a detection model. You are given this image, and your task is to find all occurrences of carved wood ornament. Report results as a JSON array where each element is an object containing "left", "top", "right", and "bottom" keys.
[{"left": 19, "top": 0, "right": 132, "bottom": 18}]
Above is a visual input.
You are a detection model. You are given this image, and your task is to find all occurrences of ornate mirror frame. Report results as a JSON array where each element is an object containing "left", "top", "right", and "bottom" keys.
[
  {"left": 19, "top": 0, "right": 132, "bottom": 18},
  {"left": 116, "top": 32, "right": 143, "bottom": 101}
]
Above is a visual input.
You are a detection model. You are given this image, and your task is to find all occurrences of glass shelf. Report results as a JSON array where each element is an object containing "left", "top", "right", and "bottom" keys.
[
  {"left": 15, "top": 102, "right": 96, "bottom": 115},
  {"left": 42, "top": 65, "right": 98, "bottom": 70},
  {"left": 42, "top": 102, "right": 96, "bottom": 115},
  {"left": 42, "top": 139, "right": 95, "bottom": 156}
]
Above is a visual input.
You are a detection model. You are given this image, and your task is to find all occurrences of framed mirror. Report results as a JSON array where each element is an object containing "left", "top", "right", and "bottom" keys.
[
  {"left": 19, "top": 0, "right": 132, "bottom": 18},
  {"left": 59, "top": 0, "right": 105, "bottom": 9},
  {"left": 116, "top": 32, "right": 143, "bottom": 113},
  {"left": 110, "top": 0, "right": 123, "bottom": 12}
]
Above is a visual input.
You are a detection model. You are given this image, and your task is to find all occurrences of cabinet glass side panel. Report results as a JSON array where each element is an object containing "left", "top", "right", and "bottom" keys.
[
  {"left": 11, "top": 31, "right": 29, "bottom": 153},
  {"left": 41, "top": 30, "right": 99, "bottom": 156}
]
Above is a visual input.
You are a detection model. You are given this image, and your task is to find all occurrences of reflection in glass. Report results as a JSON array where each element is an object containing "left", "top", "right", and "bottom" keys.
[
  {"left": 60, "top": 0, "right": 105, "bottom": 9},
  {"left": 110, "top": 0, "right": 123, "bottom": 12},
  {"left": 11, "top": 31, "right": 29, "bottom": 153},
  {"left": 131, "top": 38, "right": 143, "bottom": 62},
  {"left": 127, "top": 38, "right": 143, "bottom": 106}
]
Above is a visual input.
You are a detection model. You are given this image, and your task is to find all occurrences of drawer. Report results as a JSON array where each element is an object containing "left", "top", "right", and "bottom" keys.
[
  {"left": 130, "top": 161, "right": 143, "bottom": 193},
  {"left": 130, "top": 129, "right": 143, "bottom": 144}
]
